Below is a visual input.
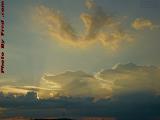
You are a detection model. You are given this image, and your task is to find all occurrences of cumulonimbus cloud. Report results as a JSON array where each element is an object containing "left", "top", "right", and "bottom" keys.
[
  {"left": 96, "top": 63, "right": 160, "bottom": 95},
  {"left": 39, "top": 63, "right": 160, "bottom": 99},
  {"left": 1, "top": 63, "right": 160, "bottom": 99},
  {"left": 40, "top": 71, "right": 112, "bottom": 99},
  {"left": 132, "top": 18, "right": 159, "bottom": 30},
  {"left": 33, "top": 0, "right": 133, "bottom": 50}
]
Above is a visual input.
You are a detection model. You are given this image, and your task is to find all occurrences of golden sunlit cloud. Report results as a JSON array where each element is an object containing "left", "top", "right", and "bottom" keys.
[
  {"left": 85, "top": 0, "right": 96, "bottom": 9},
  {"left": 132, "top": 18, "right": 160, "bottom": 30},
  {"left": 97, "top": 63, "right": 160, "bottom": 95},
  {"left": 33, "top": 0, "right": 133, "bottom": 50},
  {"left": 1, "top": 63, "right": 160, "bottom": 99},
  {"left": 40, "top": 71, "right": 112, "bottom": 99},
  {"left": 0, "top": 86, "right": 29, "bottom": 95},
  {"left": 0, "top": 85, "right": 57, "bottom": 98},
  {"left": 39, "top": 63, "right": 160, "bottom": 99},
  {"left": 0, "top": 78, "right": 16, "bottom": 87}
]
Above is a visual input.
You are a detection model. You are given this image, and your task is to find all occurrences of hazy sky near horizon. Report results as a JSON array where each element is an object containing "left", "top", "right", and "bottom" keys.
[{"left": 1, "top": 0, "right": 160, "bottom": 87}]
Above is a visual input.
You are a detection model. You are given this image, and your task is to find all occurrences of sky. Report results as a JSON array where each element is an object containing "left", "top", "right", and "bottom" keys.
[
  {"left": 2, "top": 0, "right": 159, "bottom": 86},
  {"left": 0, "top": 0, "right": 160, "bottom": 119},
  {"left": 1, "top": 0, "right": 160, "bottom": 95},
  {"left": 0, "top": 0, "right": 160, "bottom": 106}
]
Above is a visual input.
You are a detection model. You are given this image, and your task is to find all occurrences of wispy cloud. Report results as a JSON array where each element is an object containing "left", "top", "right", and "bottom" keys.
[
  {"left": 33, "top": 0, "right": 133, "bottom": 50},
  {"left": 0, "top": 85, "right": 55, "bottom": 97},
  {"left": 132, "top": 18, "right": 160, "bottom": 30}
]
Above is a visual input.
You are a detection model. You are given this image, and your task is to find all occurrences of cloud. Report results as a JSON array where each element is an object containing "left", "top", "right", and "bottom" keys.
[
  {"left": 40, "top": 71, "right": 112, "bottom": 99},
  {"left": 0, "top": 77, "right": 17, "bottom": 86},
  {"left": 0, "top": 107, "right": 6, "bottom": 117},
  {"left": 1, "top": 66, "right": 160, "bottom": 119},
  {"left": 132, "top": 18, "right": 159, "bottom": 30},
  {"left": 1, "top": 63, "right": 160, "bottom": 99},
  {"left": 41, "top": 63, "right": 160, "bottom": 99},
  {"left": 85, "top": 0, "right": 96, "bottom": 9},
  {"left": 0, "top": 90, "right": 160, "bottom": 119},
  {"left": 0, "top": 86, "right": 29, "bottom": 95},
  {"left": 97, "top": 63, "right": 160, "bottom": 95},
  {"left": 0, "top": 85, "right": 55, "bottom": 97},
  {"left": 33, "top": 0, "right": 133, "bottom": 50}
]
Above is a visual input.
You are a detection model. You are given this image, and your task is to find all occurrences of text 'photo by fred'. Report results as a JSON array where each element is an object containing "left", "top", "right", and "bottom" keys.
[{"left": 0, "top": 0, "right": 5, "bottom": 74}]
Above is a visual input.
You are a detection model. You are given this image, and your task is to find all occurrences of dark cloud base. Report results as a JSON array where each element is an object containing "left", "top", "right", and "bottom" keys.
[
  {"left": 1, "top": 63, "right": 160, "bottom": 119},
  {"left": 0, "top": 91, "right": 160, "bottom": 120}
]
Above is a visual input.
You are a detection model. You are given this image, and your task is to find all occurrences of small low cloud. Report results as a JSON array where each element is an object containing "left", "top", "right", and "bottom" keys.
[
  {"left": 132, "top": 18, "right": 159, "bottom": 30},
  {"left": 0, "top": 77, "right": 16, "bottom": 86},
  {"left": 85, "top": 0, "right": 96, "bottom": 9},
  {"left": 33, "top": 0, "right": 133, "bottom": 50}
]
